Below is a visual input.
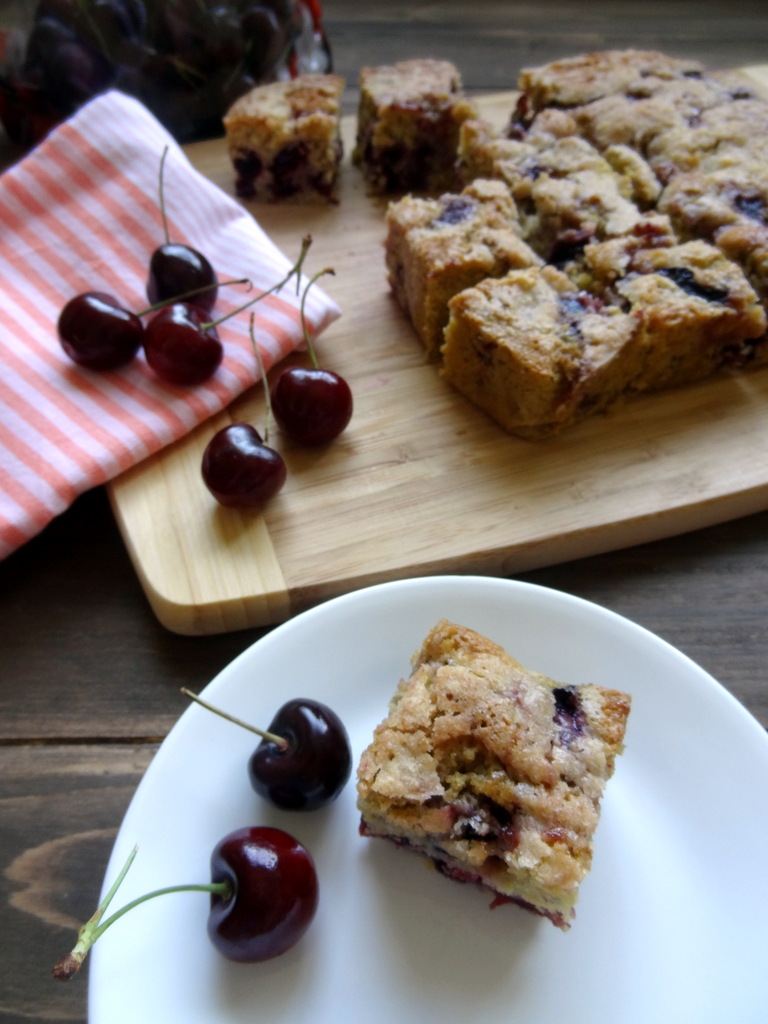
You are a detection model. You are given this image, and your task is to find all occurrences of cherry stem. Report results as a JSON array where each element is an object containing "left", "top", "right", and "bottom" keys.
[
  {"left": 300, "top": 267, "right": 335, "bottom": 370},
  {"left": 136, "top": 277, "right": 252, "bottom": 317},
  {"left": 202, "top": 234, "right": 314, "bottom": 330},
  {"left": 181, "top": 687, "right": 289, "bottom": 750},
  {"left": 249, "top": 314, "right": 275, "bottom": 444},
  {"left": 52, "top": 844, "right": 230, "bottom": 981},
  {"left": 158, "top": 145, "right": 172, "bottom": 245}
]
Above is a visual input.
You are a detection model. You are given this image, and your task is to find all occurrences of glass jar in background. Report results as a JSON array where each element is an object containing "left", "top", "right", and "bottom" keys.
[{"left": 0, "top": 0, "right": 332, "bottom": 149}]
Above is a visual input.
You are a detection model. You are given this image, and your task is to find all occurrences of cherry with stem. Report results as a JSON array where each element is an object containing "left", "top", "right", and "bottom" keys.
[
  {"left": 181, "top": 686, "right": 288, "bottom": 750},
  {"left": 52, "top": 845, "right": 223, "bottom": 980},
  {"left": 145, "top": 234, "right": 313, "bottom": 387},
  {"left": 57, "top": 291, "right": 144, "bottom": 371},
  {"left": 53, "top": 826, "right": 318, "bottom": 977},
  {"left": 147, "top": 145, "right": 219, "bottom": 313},
  {"left": 57, "top": 276, "right": 251, "bottom": 373},
  {"left": 201, "top": 312, "right": 288, "bottom": 504},
  {"left": 59, "top": 233, "right": 312, "bottom": 383},
  {"left": 181, "top": 687, "right": 352, "bottom": 811},
  {"left": 270, "top": 268, "right": 352, "bottom": 445}
]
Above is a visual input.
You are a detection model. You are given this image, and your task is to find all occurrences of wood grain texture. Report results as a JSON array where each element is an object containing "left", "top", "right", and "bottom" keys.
[
  {"left": 322, "top": 0, "right": 768, "bottom": 107},
  {"left": 110, "top": 85, "right": 768, "bottom": 635},
  {"left": 0, "top": 745, "right": 155, "bottom": 1024}
]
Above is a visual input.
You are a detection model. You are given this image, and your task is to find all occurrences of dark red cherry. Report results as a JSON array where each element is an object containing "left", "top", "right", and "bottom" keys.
[
  {"left": 249, "top": 698, "right": 353, "bottom": 811},
  {"left": 201, "top": 423, "right": 286, "bottom": 507},
  {"left": 52, "top": 824, "right": 318, "bottom": 979},
  {"left": 270, "top": 366, "right": 353, "bottom": 445},
  {"left": 143, "top": 302, "right": 223, "bottom": 385},
  {"left": 146, "top": 242, "right": 218, "bottom": 312},
  {"left": 57, "top": 291, "right": 143, "bottom": 369},
  {"left": 208, "top": 826, "right": 318, "bottom": 963}
]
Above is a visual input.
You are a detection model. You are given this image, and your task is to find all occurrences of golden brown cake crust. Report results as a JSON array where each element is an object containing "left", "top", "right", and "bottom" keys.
[
  {"left": 357, "top": 620, "right": 632, "bottom": 928},
  {"left": 223, "top": 74, "right": 345, "bottom": 202},
  {"left": 384, "top": 48, "right": 768, "bottom": 437},
  {"left": 441, "top": 267, "right": 643, "bottom": 437},
  {"left": 225, "top": 74, "right": 345, "bottom": 123},
  {"left": 353, "top": 59, "right": 478, "bottom": 194},
  {"left": 385, "top": 180, "right": 542, "bottom": 357},
  {"left": 518, "top": 49, "right": 705, "bottom": 112}
]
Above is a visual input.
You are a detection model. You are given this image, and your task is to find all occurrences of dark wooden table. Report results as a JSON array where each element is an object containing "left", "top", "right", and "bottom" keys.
[{"left": 2, "top": 3, "right": 768, "bottom": 1021}]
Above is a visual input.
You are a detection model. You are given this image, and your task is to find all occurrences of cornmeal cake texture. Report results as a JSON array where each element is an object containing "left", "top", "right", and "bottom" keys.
[
  {"left": 223, "top": 74, "right": 345, "bottom": 201},
  {"left": 441, "top": 267, "right": 643, "bottom": 438},
  {"left": 357, "top": 620, "right": 631, "bottom": 929},
  {"left": 353, "top": 58, "right": 477, "bottom": 194},
  {"left": 516, "top": 49, "right": 706, "bottom": 113},
  {"left": 385, "top": 179, "right": 542, "bottom": 357},
  {"left": 384, "top": 48, "right": 768, "bottom": 437}
]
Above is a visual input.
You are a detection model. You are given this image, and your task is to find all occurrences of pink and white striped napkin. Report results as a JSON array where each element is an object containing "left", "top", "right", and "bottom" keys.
[{"left": 0, "top": 90, "right": 341, "bottom": 560}]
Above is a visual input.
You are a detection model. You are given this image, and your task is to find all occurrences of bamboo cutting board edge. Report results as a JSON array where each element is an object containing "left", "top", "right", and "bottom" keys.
[
  {"left": 112, "top": 481, "right": 768, "bottom": 637},
  {"left": 108, "top": 73, "right": 768, "bottom": 636}
]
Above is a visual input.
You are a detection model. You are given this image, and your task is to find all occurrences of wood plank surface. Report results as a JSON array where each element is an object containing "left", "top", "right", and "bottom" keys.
[
  {"left": 0, "top": 745, "right": 156, "bottom": 1023},
  {"left": 109, "top": 75, "right": 768, "bottom": 636}
]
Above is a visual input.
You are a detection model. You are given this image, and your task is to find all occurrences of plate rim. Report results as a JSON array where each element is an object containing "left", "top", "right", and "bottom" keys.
[{"left": 87, "top": 574, "right": 768, "bottom": 1024}]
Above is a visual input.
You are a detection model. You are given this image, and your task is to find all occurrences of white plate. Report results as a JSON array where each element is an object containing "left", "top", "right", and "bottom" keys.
[{"left": 88, "top": 576, "right": 768, "bottom": 1024}]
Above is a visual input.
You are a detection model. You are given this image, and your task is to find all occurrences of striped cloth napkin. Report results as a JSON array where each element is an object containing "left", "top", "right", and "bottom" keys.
[{"left": 0, "top": 90, "right": 341, "bottom": 560}]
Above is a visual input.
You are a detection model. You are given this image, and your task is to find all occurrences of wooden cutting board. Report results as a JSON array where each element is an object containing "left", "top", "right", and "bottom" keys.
[{"left": 108, "top": 69, "right": 768, "bottom": 635}]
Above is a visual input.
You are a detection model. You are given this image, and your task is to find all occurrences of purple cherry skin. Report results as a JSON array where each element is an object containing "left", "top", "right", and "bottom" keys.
[
  {"left": 143, "top": 301, "right": 223, "bottom": 385},
  {"left": 147, "top": 242, "right": 218, "bottom": 312},
  {"left": 57, "top": 291, "right": 144, "bottom": 370},
  {"left": 249, "top": 698, "right": 352, "bottom": 810},
  {"left": 201, "top": 423, "right": 287, "bottom": 508},
  {"left": 270, "top": 366, "right": 353, "bottom": 445},
  {"left": 208, "top": 826, "right": 319, "bottom": 963}
]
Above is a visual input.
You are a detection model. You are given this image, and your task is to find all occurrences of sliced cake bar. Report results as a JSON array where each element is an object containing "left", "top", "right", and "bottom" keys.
[
  {"left": 357, "top": 620, "right": 632, "bottom": 929},
  {"left": 353, "top": 58, "right": 477, "bottom": 194},
  {"left": 385, "top": 179, "right": 542, "bottom": 357},
  {"left": 440, "top": 266, "right": 642, "bottom": 438},
  {"left": 223, "top": 73, "right": 345, "bottom": 202}
]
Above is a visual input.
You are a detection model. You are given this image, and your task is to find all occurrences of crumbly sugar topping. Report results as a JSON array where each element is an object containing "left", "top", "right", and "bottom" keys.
[
  {"left": 386, "top": 48, "right": 768, "bottom": 435},
  {"left": 357, "top": 620, "right": 631, "bottom": 925}
]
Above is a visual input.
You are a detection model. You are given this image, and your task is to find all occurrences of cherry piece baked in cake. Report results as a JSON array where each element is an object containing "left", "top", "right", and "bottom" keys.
[
  {"left": 439, "top": 243, "right": 766, "bottom": 438},
  {"left": 581, "top": 238, "right": 768, "bottom": 390},
  {"left": 223, "top": 74, "right": 345, "bottom": 202},
  {"left": 357, "top": 620, "right": 631, "bottom": 929}
]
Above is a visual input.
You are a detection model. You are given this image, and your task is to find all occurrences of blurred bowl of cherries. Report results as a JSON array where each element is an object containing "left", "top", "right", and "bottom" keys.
[{"left": 0, "top": 0, "right": 331, "bottom": 149}]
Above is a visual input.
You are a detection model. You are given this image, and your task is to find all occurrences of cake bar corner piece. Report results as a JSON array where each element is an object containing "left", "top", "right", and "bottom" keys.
[{"left": 356, "top": 619, "right": 631, "bottom": 929}]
